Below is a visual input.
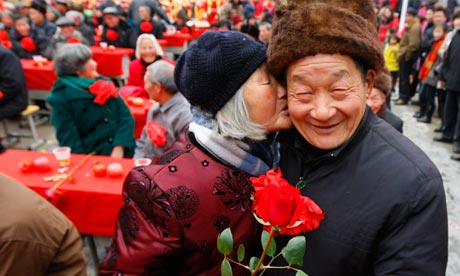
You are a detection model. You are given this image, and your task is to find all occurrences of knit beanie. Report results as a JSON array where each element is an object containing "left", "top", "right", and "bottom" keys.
[
  {"left": 267, "top": 0, "right": 384, "bottom": 82},
  {"left": 174, "top": 31, "right": 267, "bottom": 115},
  {"left": 30, "top": 0, "right": 47, "bottom": 15}
]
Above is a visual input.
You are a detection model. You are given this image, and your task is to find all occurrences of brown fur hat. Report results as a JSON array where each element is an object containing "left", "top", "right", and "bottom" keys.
[{"left": 267, "top": 0, "right": 384, "bottom": 82}]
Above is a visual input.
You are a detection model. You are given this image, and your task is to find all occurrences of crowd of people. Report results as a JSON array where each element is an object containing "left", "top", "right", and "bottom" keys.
[{"left": 0, "top": 0, "right": 457, "bottom": 275}]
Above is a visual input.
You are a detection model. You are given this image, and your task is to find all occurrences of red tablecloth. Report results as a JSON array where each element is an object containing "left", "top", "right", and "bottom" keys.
[
  {"left": 163, "top": 31, "right": 193, "bottom": 47},
  {"left": 124, "top": 98, "right": 154, "bottom": 139},
  {"left": 157, "top": 39, "right": 167, "bottom": 52},
  {"left": 90, "top": 46, "right": 134, "bottom": 78},
  {"left": 0, "top": 149, "right": 135, "bottom": 237},
  {"left": 21, "top": 59, "right": 57, "bottom": 91}
]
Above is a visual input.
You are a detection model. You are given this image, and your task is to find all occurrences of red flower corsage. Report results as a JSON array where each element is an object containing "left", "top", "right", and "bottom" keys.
[
  {"left": 180, "top": 26, "right": 190, "bottom": 34},
  {"left": 106, "top": 29, "right": 119, "bottom": 41},
  {"left": 146, "top": 120, "right": 166, "bottom": 147},
  {"left": 0, "top": 30, "right": 9, "bottom": 41},
  {"left": 20, "top": 36, "right": 37, "bottom": 52},
  {"left": 1, "top": 40, "right": 12, "bottom": 49},
  {"left": 88, "top": 80, "right": 118, "bottom": 105},
  {"left": 0, "top": 90, "right": 4, "bottom": 99},
  {"left": 140, "top": 21, "right": 153, "bottom": 33},
  {"left": 67, "top": 37, "right": 80, "bottom": 44}
]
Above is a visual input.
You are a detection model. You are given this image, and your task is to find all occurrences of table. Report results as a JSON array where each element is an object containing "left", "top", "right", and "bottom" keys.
[
  {"left": 124, "top": 98, "right": 155, "bottom": 139},
  {"left": 163, "top": 31, "right": 193, "bottom": 56},
  {"left": 21, "top": 59, "right": 57, "bottom": 101},
  {"left": 0, "top": 149, "right": 135, "bottom": 237},
  {"left": 90, "top": 46, "right": 134, "bottom": 79}
]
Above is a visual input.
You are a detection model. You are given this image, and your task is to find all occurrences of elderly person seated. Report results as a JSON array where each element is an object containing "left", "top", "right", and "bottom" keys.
[
  {"left": 10, "top": 16, "right": 48, "bottom": 59},
  {"left": 101, "top": 6, "right": 137, "bottom": 49},
  {"left": 137, "top": 5, "right": 164, "bottom": 39},
  {"left": 99, "top": 31, "right": 292, "bottom": 275},
  {"left": 44, "top": 17, "right": 89, "bottom": 59},
  {"left": 46, "top": 43, "right": 135, "bottom": 158},
  {"left": 134, "top": 60, "right": 192, "bottom": 160},
  {"left": 366, "top": 70, "right": 403, "bottom": 132},
  {"left": 120, "top": 34, "right": 174, "bottom": 98}
]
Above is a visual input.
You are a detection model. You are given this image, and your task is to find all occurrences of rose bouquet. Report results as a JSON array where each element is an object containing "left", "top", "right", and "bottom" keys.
[{"left": 217, "top": 169, "right": 324, "bottom": 275}]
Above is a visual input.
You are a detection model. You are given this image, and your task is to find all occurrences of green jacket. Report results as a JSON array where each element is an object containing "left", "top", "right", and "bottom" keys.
[{"left": 46, "top": 75, "right": 135, "bottom": 157}]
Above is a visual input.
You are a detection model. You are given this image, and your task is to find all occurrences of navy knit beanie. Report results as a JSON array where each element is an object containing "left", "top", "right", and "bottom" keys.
[{"left": 174, "top": 31, "right": 266, "bottom": 115}]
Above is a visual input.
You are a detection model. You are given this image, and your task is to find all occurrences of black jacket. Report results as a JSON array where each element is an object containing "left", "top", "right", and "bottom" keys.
[
  {"left": 0, "top": 46, "right": 28, "bottom": 118},
  {"left": 101, "top": 19, "right": 138, "bottom": 49},
  {"left": 269, "top": 108, "right": 447, "bottom": 276},
  {"left": 441, "top": 30, "right": 460, "bottom": 92}
]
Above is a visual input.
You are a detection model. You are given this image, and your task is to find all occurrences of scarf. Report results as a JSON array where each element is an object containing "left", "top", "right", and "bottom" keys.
[
  {"left": 189, "top": 108, "right": 279, "bottom": 176},
  {"left": 418, "top": 36, "right": 445, "bottom": 80}
]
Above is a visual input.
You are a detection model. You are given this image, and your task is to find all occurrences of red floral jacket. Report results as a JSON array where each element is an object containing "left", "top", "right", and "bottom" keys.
[{"left": 99, "top": 134, "right": 260, "bottom": 275}]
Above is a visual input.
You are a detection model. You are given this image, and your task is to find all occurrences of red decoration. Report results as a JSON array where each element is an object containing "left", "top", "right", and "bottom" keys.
[
  {"left": 88, "top": 80, "right": 118, "bottom": 105},
  {"left": 180, "top": 26, "right": 191, "bottom": 34},
  {"left": 140, "top": 21, "right": 153, "bottom": 33},
  {"left": 0, "top": 90, "right": 3, "bottom": 99},
  {"left": 251, "top": 169, "right": 324, "bottom": 235},
  {"left": 67, "top": 37, "right": 80, "bottom": 44},
  {"left": 105, "top": 29, "right": 119, "bottom": 41},
  {"left": 0, "top": 30, "right": 9, "bottom": 40},
  {"left": 1, "top": 40, "right": 12, "bottom": 49},
  {"left": 146, "top": 120, "right": 166, "bottom": 147},
  {"left": 20, "top": 36, "right": 37, "bottom": 52}
]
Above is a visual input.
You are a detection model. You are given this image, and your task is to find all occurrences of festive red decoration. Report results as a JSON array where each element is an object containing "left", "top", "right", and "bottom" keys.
[
  {"left": 1, "top": 40, "right": 12, "bottom": 49},
  {"left": 0, "top": 30, "right": 9, "bottom": 40},
  {"left": 146, "top": 120, "right": 166, "bottom": 147},
  {"left": 105, "top": 29, "right": 119, "bottom": 41},
  {"left": 67, "top": 37, "right": 80, "bottom": 44},
  {"left": 180, "top": 26, "right": 191, "bottom": 34},
  {"left": 251, "top": 169, "right": 324, "bottom": 235},
  {"left": 140, "top": 21, "right": 153, "bottom": 33},
  {"left": 88, "top": 80, "right": 118, "bottom": 105},
  {"left": 20, "top": 36, "right": 37, "bottom": 52}
]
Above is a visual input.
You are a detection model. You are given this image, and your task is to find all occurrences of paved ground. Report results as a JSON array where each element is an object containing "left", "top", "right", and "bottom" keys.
[{"left": 2, "top": 96, "right": 459, "bottom": 275}]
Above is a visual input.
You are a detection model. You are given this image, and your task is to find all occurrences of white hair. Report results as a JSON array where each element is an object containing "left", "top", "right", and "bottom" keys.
[
  {"left": 135, "top": 33, "right": 164, "bottom": 59},
  {"left": 213, "top": 88, "right": 267, "bottom": 141}
]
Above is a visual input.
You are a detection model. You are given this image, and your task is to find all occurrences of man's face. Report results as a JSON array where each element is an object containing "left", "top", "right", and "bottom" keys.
[
  {"left": 433, "top": 11, "right": 447, "bottom": 25},
  {"left": 29, "top": 9, "right": 44, "bottom": 24},
  {"left": 104, "top": 14, "right": 120, "bottom": 28},
  {"left": 286, "top": 54, "right": 374, "bottom": 150}
]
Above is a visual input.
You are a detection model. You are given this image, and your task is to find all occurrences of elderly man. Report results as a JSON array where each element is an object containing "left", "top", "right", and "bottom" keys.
[
  {"left": 101, "top": 6, "right": 137, "bottom": 49},
  {"left": 266, "top": 0, "right": 447, "bottom": 275},
  {"left": 134, "top": 60, "right": 192, "bottom": 160}
]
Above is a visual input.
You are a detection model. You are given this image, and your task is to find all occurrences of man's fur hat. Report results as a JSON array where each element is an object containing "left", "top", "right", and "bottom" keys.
[{"left": 267, "top": 0, "right": 384, "bottom": 81}]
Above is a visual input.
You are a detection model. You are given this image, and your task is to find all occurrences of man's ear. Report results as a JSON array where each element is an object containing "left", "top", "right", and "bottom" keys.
[{"left": 364, "top": 70, "right": 376, "bottom": 96}]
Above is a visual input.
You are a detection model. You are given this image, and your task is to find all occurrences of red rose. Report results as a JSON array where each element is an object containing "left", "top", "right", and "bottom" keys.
[
  {"left": 140, "top": 21, "right": 153, "bottom": 33},
  {"left": 88, "top": 80, "right": 118, "bottom": 105},
  {"left": 146, "top": 120, "right": 166, "bottom": 147},
  {"left": 251, "top": 169, "right": 324, "bottom": 235},
  {"left": 20, "top": 36, "right": 37, "bottom": 52},
  {"left": 67, "top": 37, "right": 80, "bottom": 44},
  {"left": 105, "top": 29, "right": 119, "bottom": 41}
]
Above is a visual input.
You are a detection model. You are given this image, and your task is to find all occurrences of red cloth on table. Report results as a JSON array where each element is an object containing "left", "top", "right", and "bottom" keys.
[
  {"left": 90, "top": 46, "right": 134, "bottom": 78},
  {"left": 0, "top": 149, "right": 135, "bottom": 237},
  {"left": 163, "top": 31, "right": 193, "bottom": 47},
  {"left": 124, "top": 97, "right": 154, "bottom": 139},
  {"left": 21, "top": 59, "right": 57, "bottom": 90}
]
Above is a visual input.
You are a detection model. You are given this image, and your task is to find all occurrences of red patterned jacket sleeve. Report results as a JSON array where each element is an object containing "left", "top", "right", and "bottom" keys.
[{"left": 99, "top": 168, "right": 184, "bottom": 275}]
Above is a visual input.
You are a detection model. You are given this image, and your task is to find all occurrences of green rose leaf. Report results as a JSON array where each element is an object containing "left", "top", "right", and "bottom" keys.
[
  {"left": 217, "top": 228, "right": 233, "bottom": 256},
  {"left": 237, "top": 244, "right": 245, "bottom": 262},
  {"left": 281, "top": 236, "right": 306, "bottom": 266},
  {"left": 249, "top": 256, "right": 260, "bottom": 271},
  {"left": 295, "top": 270, "right": 309, "bottom": 276},
  {"left": 261, "top": 230, "right": 276, "bottom": 257},
  {"left": 221, "top": 258, "right": 233, "bottom": 276}
]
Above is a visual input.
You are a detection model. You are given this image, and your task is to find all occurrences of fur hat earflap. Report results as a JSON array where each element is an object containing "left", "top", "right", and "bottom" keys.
[{"left": 267, "top": 0, "right": 384, "bottom": 82}]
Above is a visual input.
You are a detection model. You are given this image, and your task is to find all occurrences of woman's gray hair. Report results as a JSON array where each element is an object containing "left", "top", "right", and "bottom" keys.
[
  {"left": 135, "top": 33, "right": 164, "bottom": 59},
  {"left": 213, "top": 87, "right": 267, "bottom": 141},
  {"left": 53, "top": 43, "right": 91, "bottom": 76},
  {"left": 146, "top": 60, "right": 177, "bottom": 93}
]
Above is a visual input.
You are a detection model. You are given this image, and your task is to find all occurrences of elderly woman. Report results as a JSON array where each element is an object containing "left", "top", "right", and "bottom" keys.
[
  {"left": 120, "top": 33, "right": 174, "bottom": 98},
  {"left": 46, "top": 43, "right": 135, "bottom": 158},
  {"left": 99, "top": 31, "right": 292, "bottom": 275}
]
